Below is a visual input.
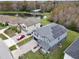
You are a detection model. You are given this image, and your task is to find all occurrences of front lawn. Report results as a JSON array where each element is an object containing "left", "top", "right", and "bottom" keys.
[
  {"left": 0, "top": 34, "right": 8, "bottom": 40},
  {"left": 19, "top": 30, "right": 79, "bottom": 59},
  {"left": 17, "top": 36, "right": 32, "bottom": 47},
  {"left": 9, "top": 45, "right": 17, "bottom": 51},
  {"left": 4, "top": 26, "right": 21, "bottom": 37},
  {"left": 4, "top": 28, "right": 16, "bottom": 37}
]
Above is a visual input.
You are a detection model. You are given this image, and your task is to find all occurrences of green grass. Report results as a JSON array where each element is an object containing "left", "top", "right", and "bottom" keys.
[
  {"left": 9, "top": 45, "right": 17, "bottom": 51},
  {"left": 0, "top": 26, "right": 6, "bottom": 29},
  {"left": 4, "top": 27, "right": 16, "bottom": 37},
  {"left": 17, "top": 36, "right": 32, "bottom": 47},
  {"left": 0, "top": 23, "right": 7, "bottom": 29},
  {"left": 0, "top": 34, "right": 8, "bottom": 40},
  {"left": 41, "top": 18, "right": 51, "bottom": 25},
  {"left": 20, "top": 30, "right": 79, "bottom": 59}
]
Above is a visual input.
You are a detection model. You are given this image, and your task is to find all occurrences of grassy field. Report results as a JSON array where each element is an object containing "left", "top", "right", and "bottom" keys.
[
  {"left": 0, "top": 34, "right": 8, "bottom": 40},
  {"left": 19, "top": 30, "right": 79, "bottom": 59}
]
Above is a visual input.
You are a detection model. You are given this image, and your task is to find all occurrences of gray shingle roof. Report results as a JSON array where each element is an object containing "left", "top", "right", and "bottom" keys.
[{"left": 65, "top": 39, "right": 79, "bottom": 59}]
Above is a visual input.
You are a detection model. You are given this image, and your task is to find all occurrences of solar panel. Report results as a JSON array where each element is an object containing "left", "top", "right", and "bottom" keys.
[{"left": 51, "top": 25, "right": 66, "bottom": 39}]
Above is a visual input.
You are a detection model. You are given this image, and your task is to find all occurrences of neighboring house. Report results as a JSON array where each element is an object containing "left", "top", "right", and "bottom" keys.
[
  {"left": 32, "top": 23, "right": 67, "bottom": 53},
  {"left": 64, "top": 39, "right": 79, "bottom": 59}
]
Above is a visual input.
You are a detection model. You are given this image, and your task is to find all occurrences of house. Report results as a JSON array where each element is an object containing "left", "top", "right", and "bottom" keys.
[
  {"left": 64, "top": 39, "right": 79, "bottom": 59},
  {"left": 32, "top": 23, "right": 67, "bottom": 53}
]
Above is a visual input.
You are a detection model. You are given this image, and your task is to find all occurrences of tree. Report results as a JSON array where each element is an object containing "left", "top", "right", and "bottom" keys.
[
  {"left": 48, "top": 2, "right": 79, "bottom": 32},
  {"left": 67, "top": 20, "right": 77, "bottom": 31}
]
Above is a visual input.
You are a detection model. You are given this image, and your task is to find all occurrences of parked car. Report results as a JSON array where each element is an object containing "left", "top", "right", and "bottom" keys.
[{"left": 17, "top": 35, "right": 25, "bottom": 41}]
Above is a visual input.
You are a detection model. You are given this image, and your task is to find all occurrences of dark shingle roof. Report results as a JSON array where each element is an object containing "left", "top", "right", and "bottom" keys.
[{"left": 65, "top": 39, "right": 79, "bottom": 59}]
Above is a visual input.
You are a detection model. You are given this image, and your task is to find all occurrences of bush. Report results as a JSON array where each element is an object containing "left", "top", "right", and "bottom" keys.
[
  {"left": 9, "top": 26, "right": 21, "bottom": 33},
  {"left": 5, "top": 22, "right": 9, "bottom": 26},
  {"left": 0, "top": 23, "right": 5, "bottom": 26}
]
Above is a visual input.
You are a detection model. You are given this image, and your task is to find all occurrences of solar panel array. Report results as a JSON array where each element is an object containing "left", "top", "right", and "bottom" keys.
[{"left": 51, "top": 25, "right": 66, "bottom": 39}]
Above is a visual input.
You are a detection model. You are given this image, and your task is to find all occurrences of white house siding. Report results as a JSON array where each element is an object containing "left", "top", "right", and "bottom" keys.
[
  {"left": 64, "top": 53, "right": 74, "bottom": 59},
  {"left": 27, "top": 23, "right": 41, "bottom": 34},
  {"left": 60, "top": 32, "right": 67, "bottom": 41},
  {"left": 50, "top": 32, "right": 67, "bottom": 47},
  {"left": 27, "top": 23, "right": 41, "bottom": 31}
]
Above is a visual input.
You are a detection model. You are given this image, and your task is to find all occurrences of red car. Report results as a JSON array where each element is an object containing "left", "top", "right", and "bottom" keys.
[{"left": 17, "top": 35, "right": 25, "bottom": 41}]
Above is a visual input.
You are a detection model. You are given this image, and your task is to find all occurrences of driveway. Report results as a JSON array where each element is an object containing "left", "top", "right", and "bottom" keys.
[{"left": 12, "top": 39, "right": 38, "bottom": 59}]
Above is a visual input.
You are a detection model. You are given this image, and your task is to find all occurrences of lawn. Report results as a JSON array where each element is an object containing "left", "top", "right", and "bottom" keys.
[
  {"left": 4, "top": 28, "right": 16, "bottom": 37},
  {"left": 0, "top": 23, "right": 7, "bottom": 29},
  {"left": 0, "top": 26, "right": 6, "bottom": 29},
  {"left": 40, "top": 18, "right": 51, "bottom": 25},
  {"left": 17, "top": 36, "right": 32, "bottom": 47},
  {"left": 0, "top": 34, "right": 8, "bottom": 40},
  {"left": 19, "top": 30, "right": 79, "bottom": 59},
  {"left": 4, "top": 26, "right": 20, "bottom": 37},
  {"left": 9, "top": 45, "right": 17, "bottom": 51}
]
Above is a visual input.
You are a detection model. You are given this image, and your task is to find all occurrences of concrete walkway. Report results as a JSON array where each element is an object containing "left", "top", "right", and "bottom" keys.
[{"left": 2, "top": 33, "right": 10, "bottom": 39}]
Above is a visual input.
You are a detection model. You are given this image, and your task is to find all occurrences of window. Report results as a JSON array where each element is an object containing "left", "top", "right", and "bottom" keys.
[{"left": 34, "top": 37, "right": 38, "bottom": 41}]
